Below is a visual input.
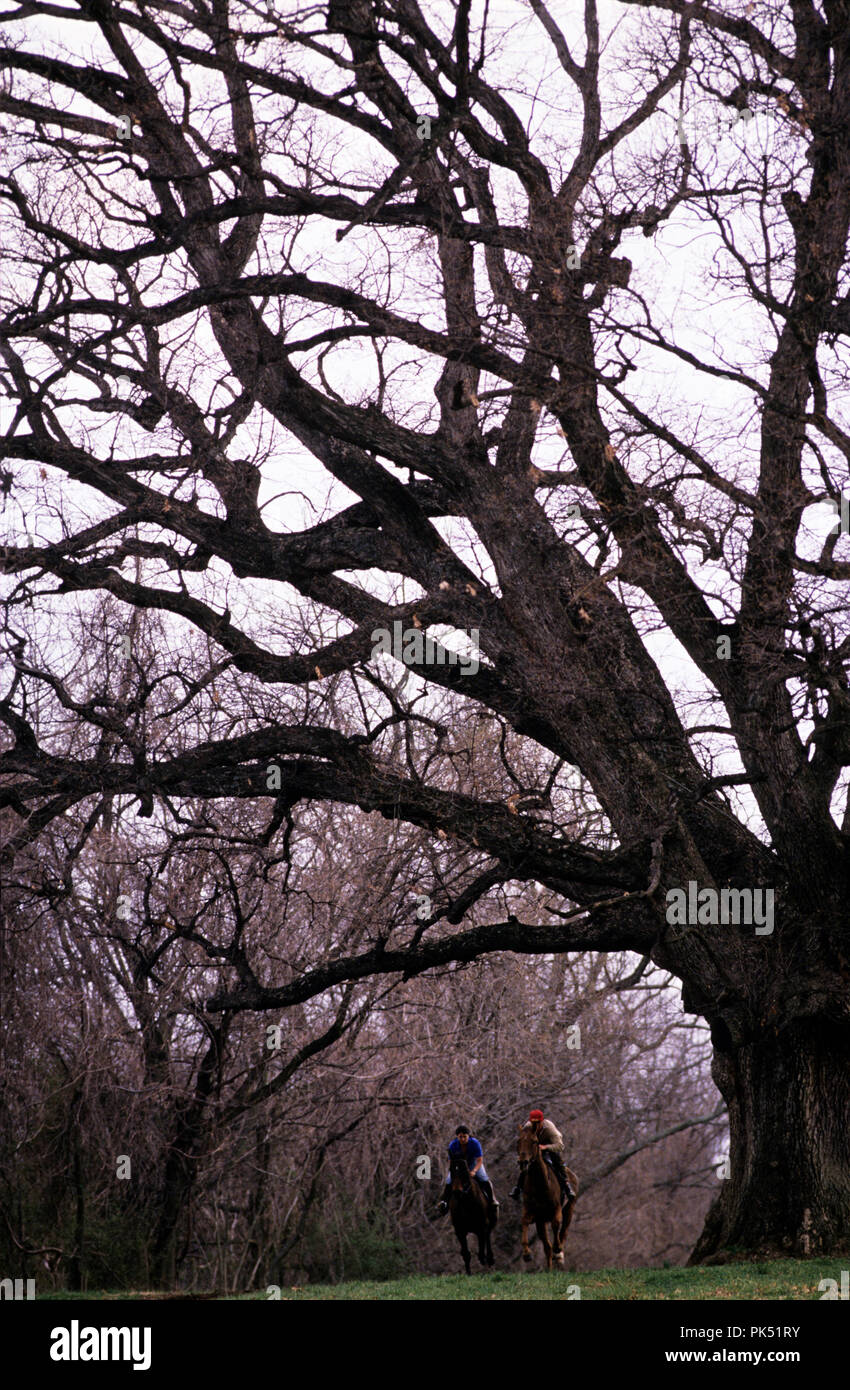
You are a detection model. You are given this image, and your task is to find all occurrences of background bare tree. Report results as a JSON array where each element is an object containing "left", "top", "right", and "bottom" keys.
[
  {"left": 1, "top": 685, "right": 724, "bottom": 1288},
  {"left": 2, "top": 0, "right": 850, "bottom": 1271}
]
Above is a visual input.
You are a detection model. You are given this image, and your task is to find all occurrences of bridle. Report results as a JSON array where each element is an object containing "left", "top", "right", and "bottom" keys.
[
  {"left": 517, "top": 1130, "right": 541, "bottom": 1170},
  {"left": 450, "top": 1158, "right": 473, "bottom": 1195}
]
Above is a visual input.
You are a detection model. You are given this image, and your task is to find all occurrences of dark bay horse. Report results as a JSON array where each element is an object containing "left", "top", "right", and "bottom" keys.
[
  {"left": 448, "top": 1155, "right": 496, "bottom": 1274},
  {"left": 516, "top": 1126, "right": 578, "bottom": 1269}
]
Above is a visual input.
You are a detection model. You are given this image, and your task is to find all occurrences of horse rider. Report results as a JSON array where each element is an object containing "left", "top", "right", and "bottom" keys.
[
  {"left": 510, "top": 1108, "right": 576, "bottom": 1205},
  {"left": 436, "top": 1125, "right": 499, "bottom": 1218}
]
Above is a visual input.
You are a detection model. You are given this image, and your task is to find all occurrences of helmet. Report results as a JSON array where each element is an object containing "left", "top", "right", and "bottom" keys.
[{"left": 528, "top": 1109, "right": 544, "bottom": 1123}]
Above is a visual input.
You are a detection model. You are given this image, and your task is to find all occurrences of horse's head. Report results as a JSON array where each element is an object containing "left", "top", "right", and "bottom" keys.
[
  {"left": 449, "top": 1155, "right": 471, "bottom": 1191},
  {"left": 517, "top": 1124, "right": 539, "bottom": 1175}
]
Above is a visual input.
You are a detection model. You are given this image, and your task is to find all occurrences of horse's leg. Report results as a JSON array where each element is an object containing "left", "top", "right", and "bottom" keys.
[
  {"left": 471, "top": 1189, "right": 487, "bottom": 1266},
  {"left": 542, "top": 1173, "right": 564, "bottom": 1264},
  {"left": 551, "top": 1205, "right": 565, "bottom": 1266},
  {"left": 536, "top": 1217, "right": 552, "bottom": 1270},
  {"left": 485, "top": 1221, "right": 494, "bottom": 1267},
  {"left": 559, "top": 1196, "right": 572, "bottom": 1248},
  {"left": 562, "top": 1170, "right": 578, "bottom": 1238},
  {"left": 559, "top": 1171, "right": 577, "bottom": 1252},
  {"left": 459, "top": 1228, "right": 472, "bottom": 1275},
  {"left": 547, "top": 1175, "right": 564, "bottom": 1265},
  {"left": 562, "top": 1191, "right": 576, "bottom": 1236},
  {"left": 477, "top": 1223, "right": 488, "bottom": 1266},
  {"left": 521, "top": 1208, "right": 532, "bottom": 1263}
]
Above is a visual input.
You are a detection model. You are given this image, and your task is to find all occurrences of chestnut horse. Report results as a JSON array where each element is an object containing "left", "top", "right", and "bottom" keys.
[
  {"left": 516, "top": 1126, "right": 578, "bottom": 1269},
  {"left": 448, "top": 1155, "right": 496, "bottom": 1274}
]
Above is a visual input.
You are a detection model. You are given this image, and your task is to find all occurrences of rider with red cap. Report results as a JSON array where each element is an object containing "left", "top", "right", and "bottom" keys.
[{"left": 510, "top": 1109, "right": 575, "bottom": 1205}]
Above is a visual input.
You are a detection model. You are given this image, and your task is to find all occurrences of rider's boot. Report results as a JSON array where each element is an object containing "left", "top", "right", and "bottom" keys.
[
  {"left": 479, "top": 1179, "right": 499, "bottom": 1217},
  {"left": 550, "top": 1152, "right": 574, "bottom": 1204}
]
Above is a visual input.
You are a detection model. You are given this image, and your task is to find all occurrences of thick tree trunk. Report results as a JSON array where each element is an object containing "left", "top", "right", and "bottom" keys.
[
  {"left": 150, "top": 1148, "right": 191, "bottom": 1288},
  {"left": 66, "top": 1137, "right": 85, "bottom": 1292},
  {"left": 150, "top": 1033, "right": 221, "bottom": 1288},
  {"left": 689, "top": 1019, "right": 850, "bottom": 1263}
]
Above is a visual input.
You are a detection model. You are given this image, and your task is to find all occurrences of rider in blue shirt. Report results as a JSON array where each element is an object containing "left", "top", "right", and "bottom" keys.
[{"left": 436, "top": 1125, "right": 499, "bottom": 1216}]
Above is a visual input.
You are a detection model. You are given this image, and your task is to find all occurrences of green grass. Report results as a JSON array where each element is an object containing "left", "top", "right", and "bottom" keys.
[{"left": 35, "top": 1259, "right": 848, "bottom": 1300}]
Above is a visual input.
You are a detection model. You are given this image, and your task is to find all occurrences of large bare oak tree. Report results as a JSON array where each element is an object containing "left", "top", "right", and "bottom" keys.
[{"left": 2, "top": 0, "right": 849, "bottom": 1263}]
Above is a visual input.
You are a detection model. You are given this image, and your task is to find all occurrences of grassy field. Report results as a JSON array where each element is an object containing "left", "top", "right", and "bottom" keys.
[{"left": 36, "top": 1259, "right": 847, "bottom": 1300}]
